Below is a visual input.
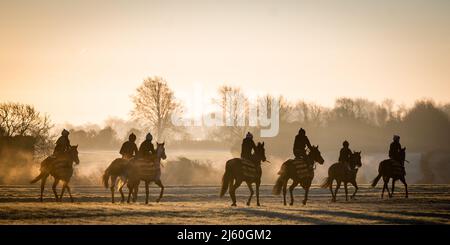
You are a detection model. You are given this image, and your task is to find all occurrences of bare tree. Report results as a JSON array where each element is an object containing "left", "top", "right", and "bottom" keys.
[
  {"left": 0, "top": 102, "right": 54, "bottom": 158},
  {"left": 131, "top": 76, "right": 179, "bottom": 140},
  {"left": 209, "top": 86, "right": 249, "bottom": 147}
]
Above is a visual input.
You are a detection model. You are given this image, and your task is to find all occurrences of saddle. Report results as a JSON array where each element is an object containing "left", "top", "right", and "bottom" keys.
[
  {"left": 291, "top": 158, "right": 314, "bottom": 179},
  {"left": 390, "top": 160, "right": 406, "bottom": 176},
  {"left": 132, "top": 158, "right": 160, "bottom": 179},
  {"left": 241, "top": 158, "right": 259, "bottom": 178},
  {"left": 43, "top": 155, "right": 71, "bottom": 171}
]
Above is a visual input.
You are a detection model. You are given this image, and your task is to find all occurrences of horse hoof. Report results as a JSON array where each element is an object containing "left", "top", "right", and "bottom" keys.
[
  {"left": 246, "top": 202, "right": 250, "bottom": 206},
  {"left": 302, "top": 200, "right": 307, "bottom": 205},
  {"left": 231, "top": 203, "right": 237, "bottom": 207},
  {"left": 257, "top": 203, "right": 260, "bottom": 207}
]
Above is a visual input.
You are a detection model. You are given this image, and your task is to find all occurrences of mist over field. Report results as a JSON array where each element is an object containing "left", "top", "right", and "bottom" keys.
[{"left": 1, "top": 148, "right": 448, "bottom": 187}]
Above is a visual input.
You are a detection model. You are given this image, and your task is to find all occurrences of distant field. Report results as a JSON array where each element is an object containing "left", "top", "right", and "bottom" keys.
[{"left": 0, "top": 184, "right": 449, "bottom": 224}]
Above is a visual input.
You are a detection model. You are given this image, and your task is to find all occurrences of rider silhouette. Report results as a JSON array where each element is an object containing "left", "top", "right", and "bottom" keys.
[
  {"left": 241, "top": 132, "right": 256, "bottom": 161},
  {"left": 138, "top": 133, "right": 156, "bottom": 160},
  {"left": 120, "top": 133, "right": 138, "bottom": 160},
  {"left": 339, "top": 140, "right": 352, "bottom": 163},
  {"left": 339, "top": 140, "right": 352, "bottom": 170},
  {"left": 53, "top": 129, "right": 71, "bottom": 157},
  {"left": 293, "top": 128, "right": 312, "bottom": 159},
  {"left": 389, "top": 135, "right": 402, "bottom": 163}
]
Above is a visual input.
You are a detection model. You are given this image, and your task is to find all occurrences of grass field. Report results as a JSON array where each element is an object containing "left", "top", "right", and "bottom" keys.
[{"left": 0, "top": 184, "right": 449, "bottom": 224}]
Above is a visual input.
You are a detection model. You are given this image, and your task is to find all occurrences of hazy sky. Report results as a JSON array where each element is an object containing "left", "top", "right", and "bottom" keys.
[{"left": 1, "top": 0, "right": 449, "bottom": 125}]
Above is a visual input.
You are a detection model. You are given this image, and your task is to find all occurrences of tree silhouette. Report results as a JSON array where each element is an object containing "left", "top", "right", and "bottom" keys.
[
  {"left": 0, "top": 102, "right": 53, "bottom": 158},
  {"left": 131, "top": 76, "right": 179, "bottom": 141}
]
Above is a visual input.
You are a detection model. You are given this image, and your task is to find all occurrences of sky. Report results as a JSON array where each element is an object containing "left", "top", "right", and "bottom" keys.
[{"left": 1, "top": 0, "right": 449, "bottom": 125}]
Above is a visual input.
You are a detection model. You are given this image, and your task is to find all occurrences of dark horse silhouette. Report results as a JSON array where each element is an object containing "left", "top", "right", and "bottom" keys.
[
  {"left": 30, "top": 145, "right": 80, "bottom": 202},
  {"left": 371, "top": 148, "right": 408, "bottom": 198},
  {"left": 321, "top": 151, "right": 362, "bottom": 202},
  {"left": 272, "top": 145, "right": 324, "bottom": 205},
  {"left": 220, "top": 142, "right": 267, "bottom": 206}
]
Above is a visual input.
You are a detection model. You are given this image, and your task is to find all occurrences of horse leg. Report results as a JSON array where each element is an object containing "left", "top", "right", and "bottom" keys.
[
  {"left": 289, "top": 180, "right": 299, "bottom": 206},
  {"left": 344, "top": 182, "right": 349, "bottom": 201},
  {"left": 230, "top": 180, "right": 242, "bottom": 206},
  {"left": 391, "top": 179, "right": 395, "bottom": 198},
  {"left": 381, "top": 179, "right": 386, "bottom": 198},
  {"left": 127, "top": 183, "right": 133, "bottom": 203},
  {"left": 118, "top": 178, "right": 125, "bottom": 203},
  {"left": 256, "top": 180, "right": 261, "bottom": 206},
  {"left": 154, "top": 179, "right": 164, "bottom": 203},
  {"left": 329, "top": 178, "right": 336, "bottom": 202},
  {"left": 66, "top": 184, "right": 74, "bottom": 203},
  {"left": 282, "top": 179, "right": 289, "bottom": 206},
  {"left": 350, "top": 181, "right": 358, "bottom": 200},
  {"left": 132, "top": 184, "right": 139, "bottom": 203},
  {"left": 39, "top": 176, "right": 47, "bottom": 202},
  {"left": 110, "top": 176, "right": 117, "bottom": 203},
  {"left": 334, "top": 181, "right": 341, "bottom": 201},
  {"left": 145, "top": 181, "right": 150, "bottom": 204},
  {"left": 52, "top": 179, "right": 60, "bottom": 202},
  {"left": 60, "top": 182, "right": 66, "bottom": 202},
  {"left": 302, "top": 180, "right": 311, "bottom": 205},
  {"left": 245, "top": 182, "right": 254, "bottom": 206},
  {"left": 384, "top": 177, "right": 391, "bottom": 198},
  {"left": 400, "top": 177, "right": 408, "bottom": 198}
]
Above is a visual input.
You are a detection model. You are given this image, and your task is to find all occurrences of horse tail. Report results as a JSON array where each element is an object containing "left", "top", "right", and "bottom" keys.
[
  {"left": 272, "top": 175, "right": 285, "bottom": 196},
  {"left": 220, "top": 161, "right": 233, "bottom": 198},
  {"left": 30, "top": 172, "right": 48, "bottom": 184},
  {"left": 273, "top": 162, "right": 289, "bottom": 195},
  {"left": 371, "top": 161, "right": 385, "bottom": 187},
  {"left": 102, "top": 166, "right": 112, "bottom": 189},
  {"left": 371, "top": 174, "right": 382, "bottom": 187},
  {"left": 321, "top": 176, "right": 333, "bottom": 188}
]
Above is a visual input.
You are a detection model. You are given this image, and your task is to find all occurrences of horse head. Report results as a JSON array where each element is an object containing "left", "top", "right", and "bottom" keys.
[
  {"left": 70, "top": 145, "right": 80, "bottom": 165},
  {"left": 156, "top": 142, "right": 167, "bottom": 161},
  {"left": 255, "top": 142, "right": 267, "bottom": 163},
  {"left": 351, "top": 151, "right": 362, "bottom": 169},
  {"left": 309, "top": 145, "right": 324, "bottom": 165}
]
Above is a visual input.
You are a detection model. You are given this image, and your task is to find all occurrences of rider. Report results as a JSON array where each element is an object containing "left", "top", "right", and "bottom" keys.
[
  {"left": 53, "top": 129, "right": 71, "bottom": 157},
  {"left": 120, "top": 133, "right": 138, "bottom": 160},
  {"left": 293, "top": 128, "right": 312, "bottom": 159},
  {"left": 339, "top": 140, "right": 352, "bottom": 169},
  {"left": 389, "top": 135, "right": 402, "bottom": 163},
  {"left": 241, "top": 132, "right": 256, "bottom": 161},
  {"left": 138, "top": 133, "right": 156, "bottom": 160}
]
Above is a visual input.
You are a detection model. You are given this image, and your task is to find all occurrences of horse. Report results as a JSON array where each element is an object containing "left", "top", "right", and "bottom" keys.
[
  {"left": 102, "top": 157, "right": 130, "bottom": 203},
  {"left": 272, "top": 145, "right": 324, "bottom": 205},
  {"left": 371, "top": 148, "right": 408, "bottom": 198},
  {"left": 30, "top": 145, "right": 80, "bottom": 202},
  {"left": 126, "top": 142, "right": 167, "bottom": 204},
  {"left": 321, "top": 151, "right": 362, "bottom": 202},
  {"left": 220, "top": 142, "right": 267, "bottom": 207}
]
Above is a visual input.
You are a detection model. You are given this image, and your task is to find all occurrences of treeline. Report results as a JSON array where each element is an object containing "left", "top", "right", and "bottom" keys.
[
  {"left": 1, "top": 77, "right": 449, "bottom": 157},
  {"left": 60, "top": 97, "right": 450, "bottom": 157},
  {"left": 255, "top": 98, "right": 450, "bottom": 158}
]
